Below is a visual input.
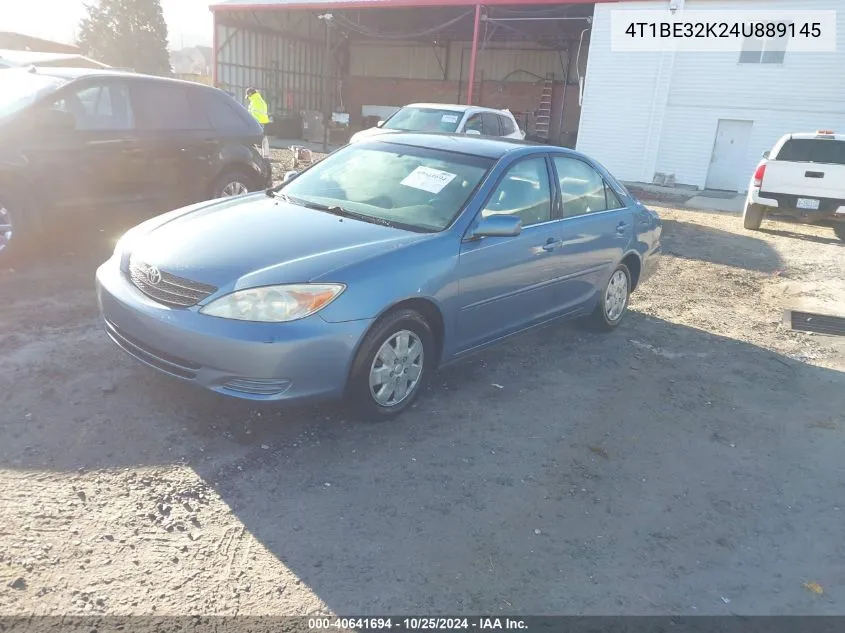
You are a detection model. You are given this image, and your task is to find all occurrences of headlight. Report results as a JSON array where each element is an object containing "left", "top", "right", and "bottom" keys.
[{"left": 199, "top": 284, "right": 345, "bottom": 322}]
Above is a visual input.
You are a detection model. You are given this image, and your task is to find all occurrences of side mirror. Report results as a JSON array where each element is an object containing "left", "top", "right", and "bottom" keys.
[
  {"left": 31, "top": 108, "right": 76, "bottom": 132},
  {"left": 761, "top": 150, "right": 770, "bottom": 159},
  {"left": 468, "top": 215, "right": 522, "bottom": 240},
  {"left": 376, "top": 120, "right": 385, "bottom": 128},
  {"left": 282, "top": 170, "right": 299, "bottom": 183}
]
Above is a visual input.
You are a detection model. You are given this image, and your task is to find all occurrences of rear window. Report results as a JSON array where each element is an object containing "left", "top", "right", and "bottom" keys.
[
  {"left": 200, "top": 90, "right": 254, "bottom": 133},
  {"left": 133, "top": 82, "right": 211, "bottom": 131},
  {"left": 775, "top": 139, "right": 845, "bottom": 165}
]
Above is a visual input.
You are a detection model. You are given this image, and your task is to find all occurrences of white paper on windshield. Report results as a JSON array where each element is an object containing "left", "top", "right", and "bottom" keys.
[
  {"left": 400, "top": 166, "right": 457, "bottom": 194},
  {"left": 441, "top": 114, "right": 459, "bottom": 124}
]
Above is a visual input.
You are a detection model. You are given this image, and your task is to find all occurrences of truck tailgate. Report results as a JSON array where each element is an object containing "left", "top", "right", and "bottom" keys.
[{"left": 762, "top": 161, "right": 845, "bottom": 198}]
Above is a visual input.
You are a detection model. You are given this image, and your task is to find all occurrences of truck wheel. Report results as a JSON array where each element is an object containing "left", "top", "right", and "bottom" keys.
[
  {"left": 834, "top": 224, "right": 845, "bottom": 243},
  {"left": 742, "top": 202, "right": 765, "bottom": 230}
]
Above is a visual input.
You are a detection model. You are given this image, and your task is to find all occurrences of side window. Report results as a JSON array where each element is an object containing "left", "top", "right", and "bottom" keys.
[
  {"left": 196, "top": 90, "right": 249, "bottom": 133},
  {"left": 499, "top": 115, "right": 517, "bottom": 136},
  {"left": 54, "top": 83, "right": 134, "bottom": 131},
  {"left": 464, "top": 114, "right": 483, "bottom": 135},
  {"left": 482, "top": 157, "right": 552, "bottom": 227},
  {"left": 482, "top": 113, "right": 501, "bottom": 136},
  {"left": 554, "top": 156, "right": 613, "bottom": 218},
  {"left": 133, "top": 83, "right": 211, "bottom": 131},
  {"left": 605, "top": 183, "right": 624, "bottom": 210}
]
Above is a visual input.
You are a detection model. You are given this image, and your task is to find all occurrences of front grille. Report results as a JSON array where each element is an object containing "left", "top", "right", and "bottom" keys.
[
  {"left": 129, "top": 257, "right": 217, "bottom": 308},
  {"left": 760, "top": 192, "right": 845, "bottom": 213}
]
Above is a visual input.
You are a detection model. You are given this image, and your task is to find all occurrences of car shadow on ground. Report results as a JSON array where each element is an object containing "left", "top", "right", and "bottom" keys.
[
  {"left": 2, "top": 302, "right": 845, "bottom": 613},
  {"left": 660, "top": 218, "right": 782, "bottom": 273},
  {"left": 758, "top": 226, "right": 844, "bottom": 247}
]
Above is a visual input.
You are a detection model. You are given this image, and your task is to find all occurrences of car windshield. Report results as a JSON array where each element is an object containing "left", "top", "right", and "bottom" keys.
[
  {"left": 280, "top": 142, "right": 493, "bottom": 232},
  {"left": 0, "top": 70, "right": 66, "bottom": 121},
  {"left": 776, "top": 138, "right": 845, "bottom": 165},
  {"left": 382, "top": 107, "right": 464, "bottom": 134}
]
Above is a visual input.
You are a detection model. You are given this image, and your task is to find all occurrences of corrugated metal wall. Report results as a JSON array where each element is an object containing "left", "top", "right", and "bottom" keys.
[
  {"left": 349, "top": 40, "right": 573, "bottom": 83},
  {"left": 214, "top": 11, "right": 327, "bottom": 113}
]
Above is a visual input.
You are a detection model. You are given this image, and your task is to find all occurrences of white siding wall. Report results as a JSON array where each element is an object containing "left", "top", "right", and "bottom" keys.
[{"left": 577, "top": 0, "right": 845, "bottom": 191}]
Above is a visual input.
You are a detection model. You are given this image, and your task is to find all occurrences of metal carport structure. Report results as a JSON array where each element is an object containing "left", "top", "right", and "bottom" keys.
[{"left": 209, "top": 0, "right": 606, "bottom": 145}]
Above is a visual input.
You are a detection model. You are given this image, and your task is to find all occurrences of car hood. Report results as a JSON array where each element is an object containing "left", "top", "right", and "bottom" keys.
[
  {"left": 128, "top": 194, "right": 430, "bottom": 291},
  {"left": 350, "top": 126, "right": 399, "bottom": 142}
]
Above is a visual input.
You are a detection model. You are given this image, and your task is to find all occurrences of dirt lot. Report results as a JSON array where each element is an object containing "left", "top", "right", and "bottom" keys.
[{"left": 1, "top": 168, "right": 844, "bottom": 616}]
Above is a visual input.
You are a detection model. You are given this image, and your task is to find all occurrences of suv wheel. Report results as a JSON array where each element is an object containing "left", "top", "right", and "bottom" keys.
[
  {"left": 210, "top": 171, "right": 254, "bottom": 199},
  {"left": 0, "top": 191, "right": 33, "bottom": 262}
]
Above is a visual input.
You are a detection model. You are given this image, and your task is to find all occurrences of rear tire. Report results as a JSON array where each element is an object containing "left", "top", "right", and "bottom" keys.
[
  {"left": 581, "top": 263, "right": 631, "bottom": 332},
  {"left": 346, "top": 309, "right": 435, "bottom": 421},
  {"left": 742, "top": 202, "right": 765, "bottom": 230},
  {"left": 834, "top": 224, "right": 845, "bottom": 243},
  {"left": 209, "top": 170, "right": 256, "bottom": 199}
]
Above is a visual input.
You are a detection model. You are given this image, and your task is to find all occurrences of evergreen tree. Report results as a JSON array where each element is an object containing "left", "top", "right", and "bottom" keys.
[{"left": 78, "top": 0, "right": 172, "bottom": 75}]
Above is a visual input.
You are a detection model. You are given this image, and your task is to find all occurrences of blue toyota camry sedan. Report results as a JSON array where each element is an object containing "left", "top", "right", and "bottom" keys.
[{"left": 96, "top": 134, "right": 662, "bottom": 419}]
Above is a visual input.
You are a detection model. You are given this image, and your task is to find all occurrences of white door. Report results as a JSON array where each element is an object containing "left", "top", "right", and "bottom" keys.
[{"left": 706, "top": 119, "right": 753, "bottom": 191}]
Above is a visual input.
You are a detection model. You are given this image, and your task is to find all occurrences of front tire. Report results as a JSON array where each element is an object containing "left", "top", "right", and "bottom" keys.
[
  {"left": 346, "top": 309, "right": 435, "bottom": 420},
  {"left": 742, "top": 202, "right": 765, "bottom": 230},
  {"left": 834, "top": 224, "right": 845, "bottom": 243},
  {"left": 582, "top": 263, "right": 631, "bottom": 332}
]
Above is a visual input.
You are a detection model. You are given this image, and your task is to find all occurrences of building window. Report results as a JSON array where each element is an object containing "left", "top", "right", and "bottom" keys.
[{"left": 739, "top": 23, "right": 790, "bottom": 64}]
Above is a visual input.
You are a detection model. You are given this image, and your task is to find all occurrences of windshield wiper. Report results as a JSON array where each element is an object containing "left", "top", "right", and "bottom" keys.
[{"left": 298, "top": 200, "right": 397, "bottom": 228}]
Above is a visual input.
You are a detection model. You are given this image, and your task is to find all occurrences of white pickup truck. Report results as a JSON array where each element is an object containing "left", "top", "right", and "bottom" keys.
[{"left": 743, "top": 130, "right": 845, "bottom": 242}]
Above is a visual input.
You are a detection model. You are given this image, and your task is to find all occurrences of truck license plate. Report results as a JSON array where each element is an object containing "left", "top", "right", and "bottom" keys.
[{"left": 797, "top": 198, "right": 820, "bottom": 210}]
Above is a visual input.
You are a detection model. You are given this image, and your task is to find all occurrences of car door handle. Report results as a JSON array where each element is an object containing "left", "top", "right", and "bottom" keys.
[
  {"left": 806, "top": 171, "right": 824, "bottom": 178},
  {"left": 616, "top": 222, "right": 629, "bottom": 235},
  {"left": 541, "top": 238, "right": 562, "bottom": 252}
]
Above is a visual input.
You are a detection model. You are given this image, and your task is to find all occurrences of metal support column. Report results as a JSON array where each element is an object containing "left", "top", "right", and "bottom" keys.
[
  {"left": 466, "top": 3, "right": 482, "bottom": 105},
  {"left": 211, "top": 9, "right": 218, "bottom": 86}
]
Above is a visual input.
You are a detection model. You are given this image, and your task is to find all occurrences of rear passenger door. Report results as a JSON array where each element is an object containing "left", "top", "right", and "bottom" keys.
[
  {"left": 550, "top": 154, "right": 634, "bottom": 311},
  {"left": 130, "top": 82, "right": 217, "bottom": 207}
]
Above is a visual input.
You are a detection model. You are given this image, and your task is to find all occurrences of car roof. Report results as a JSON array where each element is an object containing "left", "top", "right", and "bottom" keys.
[
  {"left": 404, "top": 103, "right": 513, "bottom": 116},
  {"left": 364, "top": 132, "right": 557, "bottom": 159},
  {"left": 31, "top": 66, "right": 216, "bottom": 90}
]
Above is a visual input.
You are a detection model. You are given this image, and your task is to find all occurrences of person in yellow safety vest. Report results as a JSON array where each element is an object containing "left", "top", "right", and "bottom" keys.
[{"left": 245, "top": 87, "right": 270, "bottom": 158}]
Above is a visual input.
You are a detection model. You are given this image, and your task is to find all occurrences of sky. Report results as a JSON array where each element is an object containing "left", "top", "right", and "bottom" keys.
[{"left": 3, "top": 0, "right": 215, "bottom": 49}]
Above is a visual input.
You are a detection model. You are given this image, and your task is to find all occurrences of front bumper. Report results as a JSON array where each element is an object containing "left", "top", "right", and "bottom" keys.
[
  {"left": 95, "top": 260, "right": 373, "bottom": 402},
  {"left": 749, "top": 188, "right": 845, "bottom": 224}
]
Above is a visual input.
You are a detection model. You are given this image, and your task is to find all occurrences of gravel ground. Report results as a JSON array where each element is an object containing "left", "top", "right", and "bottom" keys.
[{"left": 1, "top": 181, "right": 844, "bottom": 616}]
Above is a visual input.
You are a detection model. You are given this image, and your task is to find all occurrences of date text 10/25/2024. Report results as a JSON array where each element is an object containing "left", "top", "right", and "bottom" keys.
[{"left": 307, "top": 617, "right": 528, "bottom": 630}]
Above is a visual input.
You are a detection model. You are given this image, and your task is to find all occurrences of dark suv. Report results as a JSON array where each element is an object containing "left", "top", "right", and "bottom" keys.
[{"left": 0, "top": 67, "right": 272, "bottom": 258}]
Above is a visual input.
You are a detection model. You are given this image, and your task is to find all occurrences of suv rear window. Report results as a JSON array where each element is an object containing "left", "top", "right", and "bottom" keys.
[
  {"left": 776, "top": 139, "right": 845, "bottom": 165},
  {"left": 133, "top": 83, "right": 211, "bottom": 131},
  {"left": 201, "top": 90, "right": 254, "bottom": 133}
]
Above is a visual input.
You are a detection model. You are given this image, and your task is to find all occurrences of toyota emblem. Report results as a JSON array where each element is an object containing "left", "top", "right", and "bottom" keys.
[{"left": 145, "top": 265, "right": 162, "bottom": 286}]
